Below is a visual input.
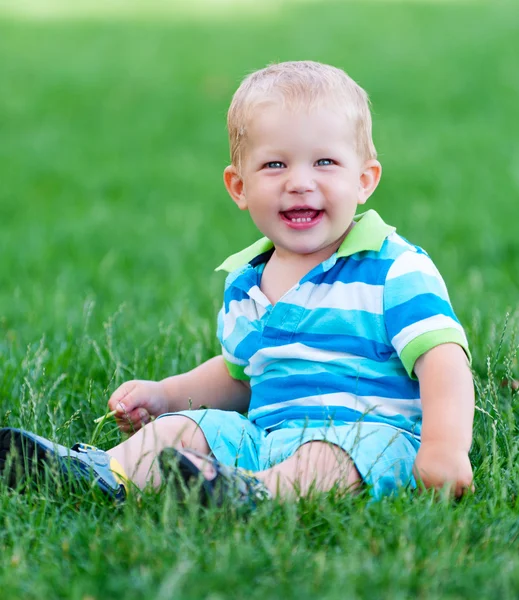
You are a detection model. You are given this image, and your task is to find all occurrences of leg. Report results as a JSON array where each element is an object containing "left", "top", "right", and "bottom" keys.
[
  {"left": 257, "top": 441, "right": 361, "bottom": 499},
  {"left": 159, "top": 423, "right": 418, "bottom": 506},
  {"left": 177, "top": 440, "right": 361, "bottom": 501},
  {"left": 0, "top": 417, "right": 210, "bottom": 500},
  {"left": 108, "top": 416, "right": 210, "bottom": 489}
]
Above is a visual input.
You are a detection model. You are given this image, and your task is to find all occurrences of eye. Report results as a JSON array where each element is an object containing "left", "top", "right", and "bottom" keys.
[
  {"left": 315, "top": 158, "right": 335, "bottom": 166},
  {"left": 264, "top": 161, "right": 286, "bottom": 169}
]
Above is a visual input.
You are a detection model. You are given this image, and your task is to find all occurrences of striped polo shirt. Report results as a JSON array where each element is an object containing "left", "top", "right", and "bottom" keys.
[{"left": 215, "top": 210, "right": 469, "bottom": 438}]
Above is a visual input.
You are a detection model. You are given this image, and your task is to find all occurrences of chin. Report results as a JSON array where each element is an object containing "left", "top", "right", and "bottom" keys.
[{"left": 290, "top": 245, "right": 324, "bottom": 256}]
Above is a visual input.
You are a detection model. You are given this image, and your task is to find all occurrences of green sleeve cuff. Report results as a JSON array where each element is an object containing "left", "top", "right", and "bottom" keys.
[
  {"left": 400, "top": 328, "right": 471, "bottom": 380},
  {"left": 223, "top": 358, "right": 250, "bottom": 381}
]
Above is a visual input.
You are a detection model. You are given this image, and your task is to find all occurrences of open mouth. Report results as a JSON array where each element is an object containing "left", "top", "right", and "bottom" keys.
[{"left": 280, "top": 209, "right": 323, "bottom": 224}]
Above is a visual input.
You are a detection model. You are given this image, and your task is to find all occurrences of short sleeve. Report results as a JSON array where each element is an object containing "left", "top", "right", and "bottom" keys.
[
  {"left": 383, "top": 250, "right": 470, "bottom": 379},
  {"left": 216, "top": 304, "right": 251, "bottom": 381}
]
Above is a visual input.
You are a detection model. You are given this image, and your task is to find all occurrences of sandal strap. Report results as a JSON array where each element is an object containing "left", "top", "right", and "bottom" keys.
[
  {"left": 208, "top": 461, "right": 272, "bottom": 508},
  {"left": 159, "top": 448, "right": 271, "bottom": 509}
]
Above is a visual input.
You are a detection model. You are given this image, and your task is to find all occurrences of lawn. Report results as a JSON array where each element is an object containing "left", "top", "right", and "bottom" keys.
[{"left": 0, "top": 0, "right": 519, "bottom": 598}]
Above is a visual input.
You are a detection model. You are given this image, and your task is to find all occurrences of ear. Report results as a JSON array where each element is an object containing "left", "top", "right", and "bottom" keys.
[
  {"left": 357, "top": 159, "right": 382, "bottom": 205},
  {"left": 223, "top": 165, "right": 248, "bottom": 210}
]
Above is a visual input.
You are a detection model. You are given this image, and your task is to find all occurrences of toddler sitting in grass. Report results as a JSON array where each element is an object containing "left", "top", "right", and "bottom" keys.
[{"left": 0, "top": 61, "right": 475, "bottom": 508}]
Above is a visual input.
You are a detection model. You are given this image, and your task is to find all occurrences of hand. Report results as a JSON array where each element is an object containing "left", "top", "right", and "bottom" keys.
[
  {"left": 413, "top": 441, "right": 474, "bottom": 498},
  {"left": 108, "top": 380, "right": 170, "bottom": 434}
]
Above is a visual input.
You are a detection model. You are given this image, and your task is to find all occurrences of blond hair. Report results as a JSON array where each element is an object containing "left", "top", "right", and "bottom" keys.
[{"left": 227, "top": 60, "right": 377, "bottom": 171}]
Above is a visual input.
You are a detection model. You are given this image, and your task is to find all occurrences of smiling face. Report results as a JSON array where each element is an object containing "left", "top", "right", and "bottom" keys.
[{"left": 224, "top": 103, "right": 382, "bottom": 263}]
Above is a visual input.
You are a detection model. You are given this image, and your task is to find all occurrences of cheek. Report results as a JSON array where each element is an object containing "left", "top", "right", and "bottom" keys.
[
  {"left": 246, "top": 192, "right": 277, "bottom": 220},
  {"left": 249, "top": 201, "right": 273, "bottom": 218},
  {"left": 324, "top": 175, "right": 358, "bottom": 196},
  {"left": 246, "top": 178, "right": 277, "bottom": 202}
]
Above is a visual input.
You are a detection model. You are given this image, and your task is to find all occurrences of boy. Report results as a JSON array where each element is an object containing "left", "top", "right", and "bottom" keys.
[{"left": 0, "top": 61, "right": 474, "bottom": 507}]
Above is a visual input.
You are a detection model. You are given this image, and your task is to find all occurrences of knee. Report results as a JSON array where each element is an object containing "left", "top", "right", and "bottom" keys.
[
  {"left": 296, "top": 441, "right": 359, "bottom": 474},
  {"left": 296, "top": 442, "right": 361, "bottom": 489},
  {"left": 146, "top": 416, "right": 209, "bottom": 453},
  {"left": 147, "top": 415, "right": 195, "bottom": 442},
  {"left": 295, "top": 441, "right": 340, "bottom": 462}
]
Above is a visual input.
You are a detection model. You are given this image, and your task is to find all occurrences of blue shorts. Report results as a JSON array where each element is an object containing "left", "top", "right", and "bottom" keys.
[{"left": 157, "top": 410, "right": 420, "bottom": 499}]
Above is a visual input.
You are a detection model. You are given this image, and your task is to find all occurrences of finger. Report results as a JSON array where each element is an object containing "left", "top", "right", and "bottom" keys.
[
  {"left": 108, "top": 381, "right": 140, "bottom": 414},
  {"left": 118, "top": 421, "right": 140, "bottom": 435},
  {"left": 108, "top": 381, "right": 134, "bottom": 411},
  {"left": 115, "top": 408, "right": 150, "bottom": 432},
  {"left": 455, "top": 481, "right": 475, "bottom": 498}
]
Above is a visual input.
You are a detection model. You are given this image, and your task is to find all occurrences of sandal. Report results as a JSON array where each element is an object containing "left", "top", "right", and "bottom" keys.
[
  {"left": 0, "top": 427, "right": 128, "bottom": 503},
  {"left": 158, "top": 447, "right": 271, "bottom": 510}
]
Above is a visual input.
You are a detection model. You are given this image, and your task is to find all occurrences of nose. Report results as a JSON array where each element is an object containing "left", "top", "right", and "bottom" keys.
[{"left": 285, "top": 166, "right": 316, "bottom": 194}]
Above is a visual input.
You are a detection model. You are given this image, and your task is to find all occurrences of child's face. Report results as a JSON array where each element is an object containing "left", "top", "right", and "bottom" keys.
[{"left": 224, "top": 104, "right": 381, "bottom": 262}]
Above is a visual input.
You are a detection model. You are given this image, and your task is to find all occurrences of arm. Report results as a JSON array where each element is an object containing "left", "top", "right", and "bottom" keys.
[
  {"left": 162, "top": 355, "right": 250, "bottom": 413},
  {"left": 108, "top": 355, "right": 251, "bottom": 433},
  {"left": 413, "top": 343, "right": 475, "bottom": 497}
]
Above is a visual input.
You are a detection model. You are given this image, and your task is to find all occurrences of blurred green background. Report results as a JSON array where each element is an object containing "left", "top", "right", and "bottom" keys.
[{"left": 1, "top": 0, "right": 517, "bottom": 341}]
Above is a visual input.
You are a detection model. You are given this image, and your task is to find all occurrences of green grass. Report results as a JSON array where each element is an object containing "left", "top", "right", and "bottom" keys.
[{"left": 0, "top": 1, "right": 518, "bottom": 598}]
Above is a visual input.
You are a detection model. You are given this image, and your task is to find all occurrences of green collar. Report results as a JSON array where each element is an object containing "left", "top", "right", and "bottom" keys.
[{"left": 215, "top": 209, "right": 395, "bottom": 273}]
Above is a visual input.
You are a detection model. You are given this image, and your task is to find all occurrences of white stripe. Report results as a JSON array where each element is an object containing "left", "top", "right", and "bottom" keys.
[
  {"left": 223, "top": 297, "right": 268, "bottom": 339},
  {"left": 386, "top": 251, "right": 443, "bottom": 281},
  {"left": 248, "top": 391, "right": 420, "bottom": 420},
  {"left": 287, "top": 280, "right": 384, "bottom": 314},
  {"left": 247, "top": 285, "right": 271, "bottom": 307},
  {"left": 221, "top": 346, "right": 248, "bottom": 367},
  {"left": 247, "top": 343, "right": 360, "bottom": 377},
  {"left": 387, "top": 232, "right": 417, "bottom": 251},
  {"left": 392, "top": 314, "right": 466, "bottom": 354}
]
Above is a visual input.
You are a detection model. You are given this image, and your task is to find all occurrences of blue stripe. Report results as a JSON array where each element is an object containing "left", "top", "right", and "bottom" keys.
[
  {"left": 362, "top": 244, "right": 408, "bottom": 262},
  {"left": 223, "top": 267, "right": 261, "bottom": 309},
  {"left": 224, "top": 286, "right": 252, "bottom": 312},
  {"left": 252, "top": 406, "right": 422, "bottom": 435},
  {"left": 301, "top": 308, "right": 386, "bottom": 340},
  {"left": 225, "top": 317, "right": 263, "bottom": 359},
  {"left": 216, "top": 308, "right": 224, "bottom": 342},
  {"left": 252, "top": 372, "right": 419, "bottom": 403},
  {"left": 385, "top": 294, "right": 458, "bottom": 340},
  {"left": 232, "top": 332, "right": 263, "bottom": 361},
  {"left": 262, "top": 305, "right": 386, "bottom": 342},
  {"left": 394, "top": 237, "right": 428, "bottom": 256},
  {"left": 255, "top": 327, "right": 393, "bottom": 361},
  {"left": 290, "top": 332, "right": 393, "bottom": 362},
  {"left": 307, "top": 256, "right": 393, "bottom": 286},
  {"left": 232, "top": 328, "right": 395, "bottom": 365},
  {"left": 253, "top": 355, "right": 408, "bottom": 385},
  {"left": 384, "top": 272, "right": 449, "bottom": 310}
]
